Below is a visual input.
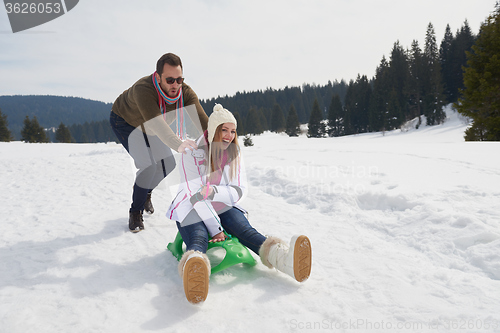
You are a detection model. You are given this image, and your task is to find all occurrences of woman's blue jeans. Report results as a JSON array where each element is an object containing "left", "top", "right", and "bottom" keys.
[
  {"left": 177, "top": 207, "right": 267, "bottom": 255},
  {"left": 109, "top": 111, "right": 176, "bottom": 212}
]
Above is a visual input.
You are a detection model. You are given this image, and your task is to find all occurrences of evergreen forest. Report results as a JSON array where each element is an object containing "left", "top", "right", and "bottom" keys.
[{"left": 200, "top": 20, "right": 478, "bottom": 137}]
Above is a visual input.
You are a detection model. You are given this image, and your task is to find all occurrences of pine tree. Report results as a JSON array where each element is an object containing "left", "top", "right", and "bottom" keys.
[
  {"left": 369, "top": 56, "right": 391, "bottom": 132},
  {"left": 55, "top": 122, "right": 73, "bottom": 143},
  {"left": 69, "top": 123, "right": 81, "bottom": 142},
  {"left": 440, "top": 24, "right": 455, "bottom": 103},
  {"left": 343, "top": 80, "right": 355, "bottom": 135},
  {"left": 0, "top": 108, "right": 13, "bottom": 142},
  {"left": 307, "top": 99, "right": 325, "bottom": 138},
  {"left": 291, "top": 88, "right": 307, "bottom": 123},
  {"left": 243, "top": 135, "right": 254, "bottom": 147},
  {"left": 379, "top": 41, "right": 410, "bottom": 129},
  {"left": 80, "top": 133, "right": 89, "bottom": 143},
  {"left": 343, "top": 75, "right": 372, "bottom": 134},
  {"left": 83, "top": 122, "right": 95, "bottom": 143},
  {"left": 285, "top": 104, "right": 301, "bottom": 137},
  {"left": 245, "top": 107, "right": 264, "bottom": 135},
  {"left": 354, "top": 75, "right": 372, "bottom": 133},
  {"left": 456, "top": 3, "right": 500, "bottom": 141},
  {"left": 270, "top": 103, "right": 286, "bottom": 132},
  {"left": 257, "top": 108, "right": 269, "bottom": 132},
  {"left": 21, "top": 116, "right": 34, "bottom": 142},
  {"left": 423, "top": 22, "right": 446, "bottom": 125},
  {"left": 450, "top": 21, "right": 477, "bottom": 102},
  {"left": 390, "top": 42, "right": 410, "bottom": 107},
  {"left": 21, "top": 116, "right": 48, "bottom": 143},
  {"left": 233, "top": 111, "right": 245, "bottom": 135},
  {"left": 96, "top": 122, "right": 106, "bottom": 142},
  {"left": 34, "top": 116, "right": 49, "bottom": 143},
  {"left": 407, "top": 40, "right": 426, "bottom": 121},
  {"left": 387, "top": 89, "right": 402, "bottom": 130},
  {"left": 327, "top": 94, "right": 343, "bottom": 136}
]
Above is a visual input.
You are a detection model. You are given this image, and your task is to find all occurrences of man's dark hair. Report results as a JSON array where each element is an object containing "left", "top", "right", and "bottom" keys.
[{"left": 156, "top": 53, "right": 183, "bottom": 75}]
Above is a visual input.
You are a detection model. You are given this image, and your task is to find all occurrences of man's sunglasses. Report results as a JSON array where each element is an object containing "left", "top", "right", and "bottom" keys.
[{"left": 165, "top": 77, "right": 184, "bottom": 84}]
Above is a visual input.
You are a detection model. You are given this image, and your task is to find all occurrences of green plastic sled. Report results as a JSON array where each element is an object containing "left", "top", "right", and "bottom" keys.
[{"left": 167, "top": 232, "right": 257, "bottom": 274}]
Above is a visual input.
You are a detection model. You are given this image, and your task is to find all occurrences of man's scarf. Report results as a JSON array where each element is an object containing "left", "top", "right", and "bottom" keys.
[{"left": 152, "top": 72, "right": 186, "bottom": 140}]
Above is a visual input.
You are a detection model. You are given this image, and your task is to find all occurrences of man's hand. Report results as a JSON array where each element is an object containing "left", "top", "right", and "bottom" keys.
[
  {"left": 209, "top": 231, "right": 226, "bottom": 243},
  {"left": 177, "top": 139, "right": 197, "bottom": 154}
]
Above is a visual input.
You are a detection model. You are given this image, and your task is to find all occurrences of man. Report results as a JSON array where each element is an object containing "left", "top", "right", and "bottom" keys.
[{"left": 110, "top": 53, "right": 209, "bottom": 232}]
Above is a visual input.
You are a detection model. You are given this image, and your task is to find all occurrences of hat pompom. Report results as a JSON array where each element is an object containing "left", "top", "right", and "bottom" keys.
[{"left": 213, "top": 104, "right": 224, "bottom": 113}]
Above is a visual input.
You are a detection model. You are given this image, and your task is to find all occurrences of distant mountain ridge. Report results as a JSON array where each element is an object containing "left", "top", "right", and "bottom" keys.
[{"left": 0, "top": 95, "right": 112, "bottom": 139}]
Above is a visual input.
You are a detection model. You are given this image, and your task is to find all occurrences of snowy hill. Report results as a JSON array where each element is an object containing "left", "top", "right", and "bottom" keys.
[{"left": 1, "top": 107, "right": 500, "bottom": 332}]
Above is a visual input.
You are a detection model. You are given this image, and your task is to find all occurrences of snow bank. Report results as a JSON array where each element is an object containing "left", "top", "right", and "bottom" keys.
[{"left": 1, "top": 106, "right": 500, "bottom": 332}]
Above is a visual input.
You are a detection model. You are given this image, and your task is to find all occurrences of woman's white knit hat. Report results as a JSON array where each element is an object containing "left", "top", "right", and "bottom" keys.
[{"left": 207, "top": 104, "right": 237, "bottom": 144}]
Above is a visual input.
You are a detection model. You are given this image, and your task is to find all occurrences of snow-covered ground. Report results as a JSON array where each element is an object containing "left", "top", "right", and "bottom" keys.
[{"left": 1, "top": 106, "right": 500, "bottom": 332}]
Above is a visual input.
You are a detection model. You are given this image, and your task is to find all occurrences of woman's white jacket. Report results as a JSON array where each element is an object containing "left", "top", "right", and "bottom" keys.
[{"left": 166, "top": 136, "right": 247, "bottom": 236}]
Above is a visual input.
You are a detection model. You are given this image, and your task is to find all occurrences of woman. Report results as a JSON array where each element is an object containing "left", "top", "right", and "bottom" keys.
[{"left": 167, "top": 104, "right": 312, "bottom": 304}]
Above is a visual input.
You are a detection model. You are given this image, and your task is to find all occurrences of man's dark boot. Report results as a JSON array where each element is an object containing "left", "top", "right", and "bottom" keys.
[
  {"left": 129, "top": 211, "right": 144, "bottom": 233},
  {"left": 144, "top": 192, "right": 154, "bottom": 215}
]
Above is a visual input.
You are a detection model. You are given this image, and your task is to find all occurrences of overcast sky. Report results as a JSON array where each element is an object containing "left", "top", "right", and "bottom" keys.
[{"left": 0, "top": 0, "right": 497, "bottom": 104}]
